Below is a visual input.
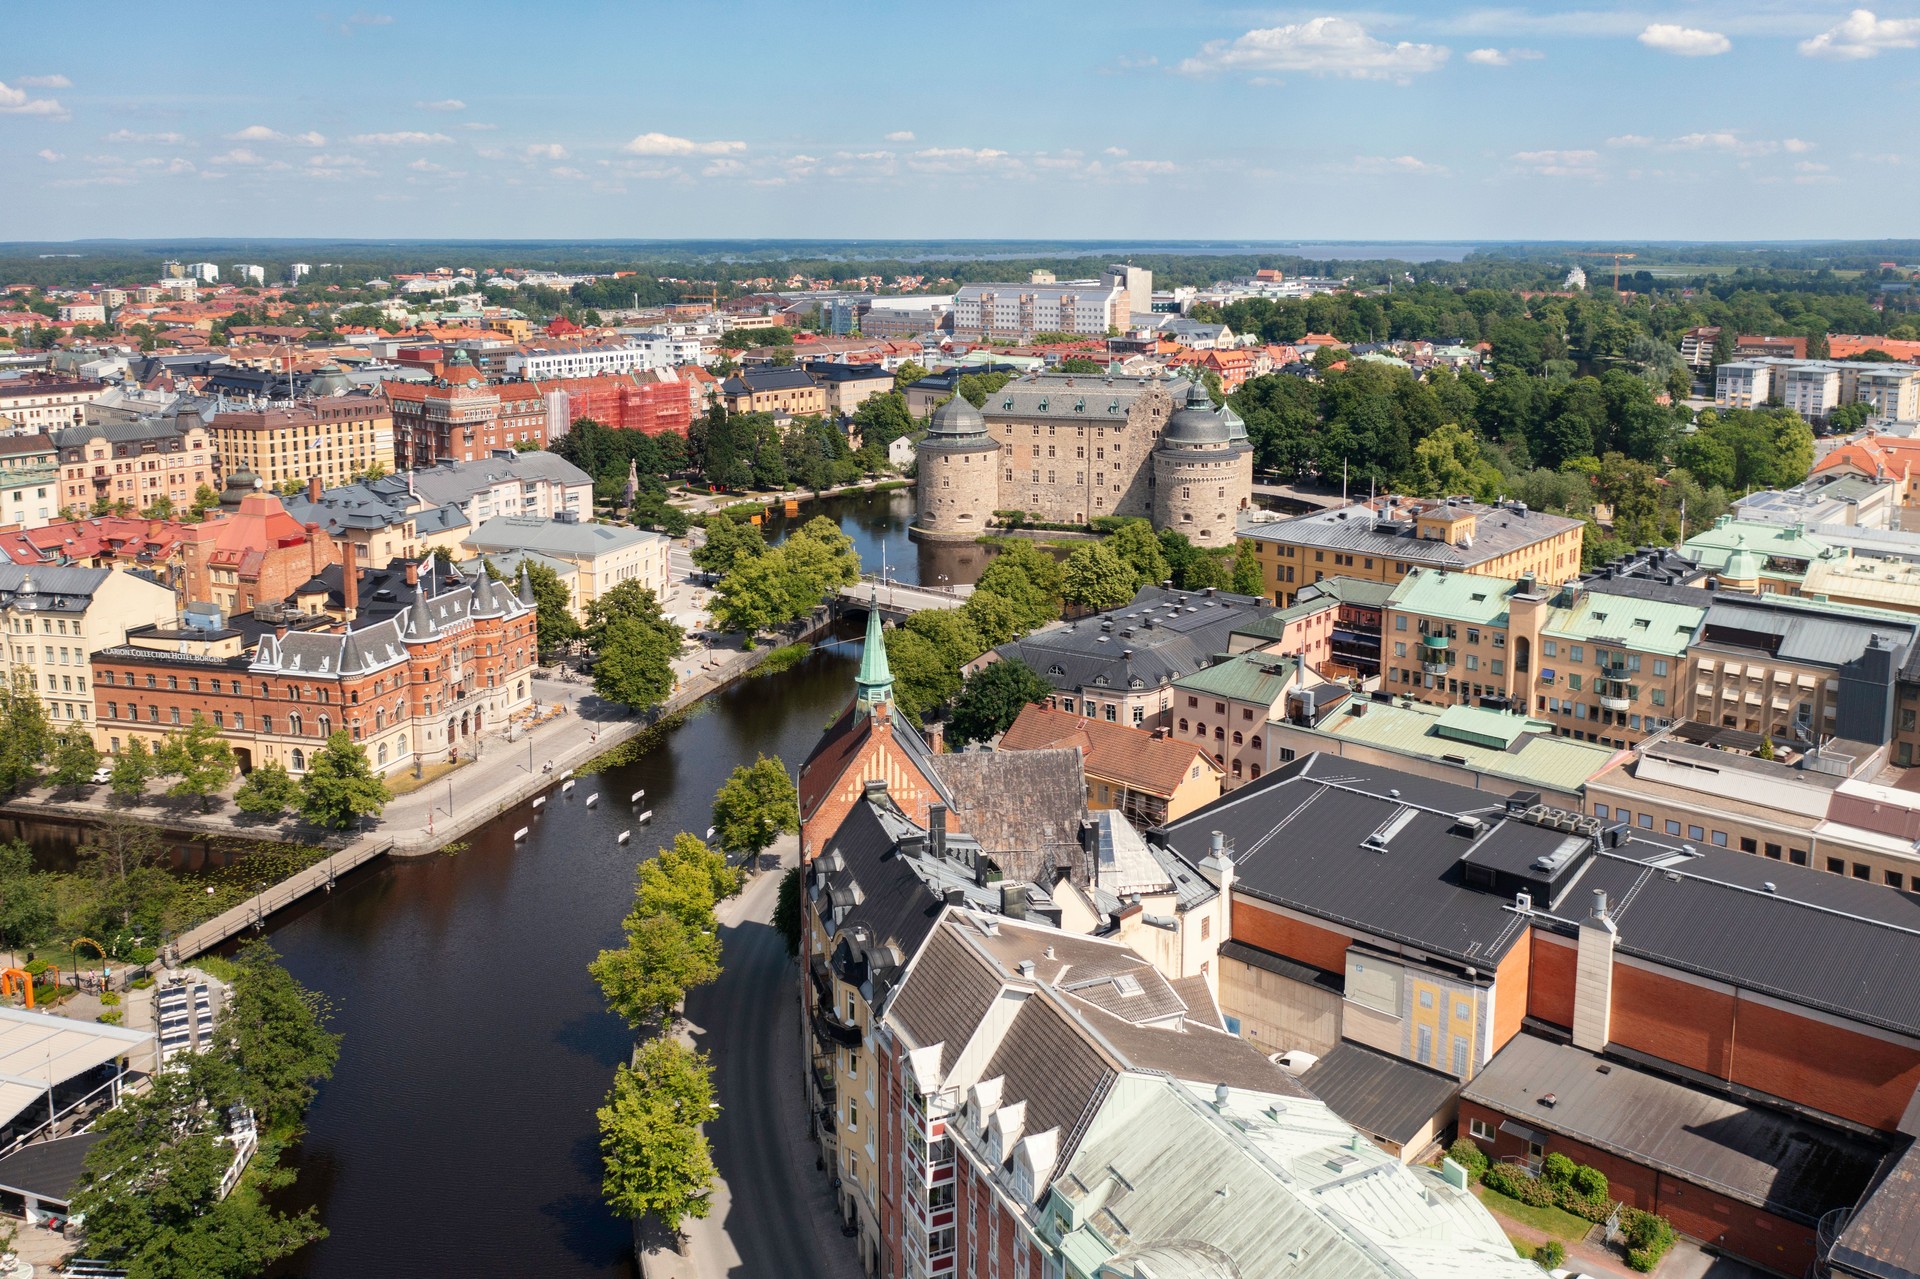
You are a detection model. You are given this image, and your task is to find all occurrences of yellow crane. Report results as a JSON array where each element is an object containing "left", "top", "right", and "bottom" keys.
[{"left": 1575, "top": 251, "right": 1639, "bottom": 291}]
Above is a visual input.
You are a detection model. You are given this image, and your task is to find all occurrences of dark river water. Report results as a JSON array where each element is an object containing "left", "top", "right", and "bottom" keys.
[
  {"left": 258, "top": 637, "right": 860, "bottom": 1278},
  {"left": 760, "top": 487, "right": 1005, "bottom": 588}
]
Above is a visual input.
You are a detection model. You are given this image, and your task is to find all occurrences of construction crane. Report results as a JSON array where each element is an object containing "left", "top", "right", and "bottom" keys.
[
  {"left": 1575, "top": 252, "right": 1638, "bottom": 291},
  {"left": 679, "top": 283, "right": 721, "bottom": 313}
]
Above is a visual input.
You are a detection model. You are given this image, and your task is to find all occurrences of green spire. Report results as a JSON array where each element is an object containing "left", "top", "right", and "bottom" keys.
[{"left": 855, "top": 597, "right": 893, "bottom": 716}]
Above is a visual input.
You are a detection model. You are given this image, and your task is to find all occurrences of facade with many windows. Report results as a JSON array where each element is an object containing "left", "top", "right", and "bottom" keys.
[{"left": 0, "top": 564, "right": 178, "bottom": 728}]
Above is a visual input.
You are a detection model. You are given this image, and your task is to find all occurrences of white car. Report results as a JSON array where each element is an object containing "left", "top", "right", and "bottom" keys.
[
  {"left": 1268, "top": 1050, "right": 1320, "bottom": 1076},
  {"left": 91, "top": 766, "right": 113, "bottom": 785}
]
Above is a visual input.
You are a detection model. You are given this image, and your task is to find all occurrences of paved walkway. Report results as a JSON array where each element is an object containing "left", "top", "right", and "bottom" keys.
[{"left": 643, "top": 841, "right": 864, "bottom": 1279}]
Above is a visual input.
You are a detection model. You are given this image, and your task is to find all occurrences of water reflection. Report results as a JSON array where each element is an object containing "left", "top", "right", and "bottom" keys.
[{"left": 759, "top": 488, "right": 1002, "bottom": 587}]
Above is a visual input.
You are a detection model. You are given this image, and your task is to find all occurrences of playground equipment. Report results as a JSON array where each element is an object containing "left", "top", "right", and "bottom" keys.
[{"left": 1, "top": 968, "right": 34, "bottom": 1009}]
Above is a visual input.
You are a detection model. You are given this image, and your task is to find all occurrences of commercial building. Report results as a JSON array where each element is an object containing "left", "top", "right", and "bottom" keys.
[
  {"left": 1257, "top": 575, "right": 1394, "bottom": 677},
  {"left": 718, "top": 366, "right": 827, "bottom": 417},
  {"left": 971, "top": 585, "right": 1281, "bottom": 732},
  {"left": 0, "top": 564, "right": 177, "bottom": 727},
  {"left": 0, "top": 377, "right": 107, "bottom": 433},
  {"left": 385, "top": 364, "right": 546, "bottom": 467},
  {"left": 93, "top": 558, "right": 537, "bottom": 776},
  {"left": 802, "top": 361, "right": 895, "bottom": 417},
  {"left": 913, "top": 373, "right": 1252, "bottom": 541},
  {"left": 279, "top": 475, "right": 469, "bottom": 570},
  {"left": 207, "top": 392, "right": 394, "bottom": 493},
  {"left": 463, "top": 513, "right": 668, "bottom": 619},
  {"left": 998, "top": 703, "right": 1222, "bottom": 826},
  {"left": 178, "top": 488, "right": 343, "bottom": 616},
  {"left": 1239, "top": 496, "right": 1586, "bottom": 608},
  {"left": 53, "top": 418, "right": 216, "bottom": 517},
  {"left": 953, "top": 281, "right": 1129, "bottom": 342}
]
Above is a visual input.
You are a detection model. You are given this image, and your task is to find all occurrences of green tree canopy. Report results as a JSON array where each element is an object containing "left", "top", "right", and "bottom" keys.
[
  {"left": 711, "top": 755, "right": 798, "bottom": 862},
  {"left": 1104, "top": 519, "right": 1171, "bottom": 590},
  {"left": 49, "top": 724, "right": 100, "bottom": 790},
  {"left": 234, "top": 760, "right": 301, "bottom": 819},
  {"left": 691, "top": 515, "right": 767, "bottom": 578},
  {"left": 1061, "top": 542, "right": 1138, "bottom": 612},
  {"left": 948, "top": 659, "right": 1053, "bottom": 747},
  {"left": 110, "top": 736, "right": 154, "bottom": 801},
  {"left": 156, "top": 714, "right": 237, "bottom": 809},
  {"left": 590, "top": 909, "right": 719, "bottom": 1030},
  {"left": 597, "top": 1038, "right": 718, "bottom": 1230},
  {"left": 298, "top": 731, "right": 392, "bottom": 830}
]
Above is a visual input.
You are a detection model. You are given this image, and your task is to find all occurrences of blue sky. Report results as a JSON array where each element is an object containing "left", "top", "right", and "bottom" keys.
[{"left": 5, "top": 1, "right": 1920, "bottom": 242}]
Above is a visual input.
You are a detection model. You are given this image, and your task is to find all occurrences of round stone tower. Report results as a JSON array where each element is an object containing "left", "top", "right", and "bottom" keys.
[
  {"left": 912, "top": 395, "right": 1000, "bottom": 541},
  {"left": 1153, "top": 379, "right": 1253, "bottom": 545}
]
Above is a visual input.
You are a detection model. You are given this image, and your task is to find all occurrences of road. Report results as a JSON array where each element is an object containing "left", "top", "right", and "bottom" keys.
[{"left": 670, "top": 854, "right": 862, "bottom": 1279}]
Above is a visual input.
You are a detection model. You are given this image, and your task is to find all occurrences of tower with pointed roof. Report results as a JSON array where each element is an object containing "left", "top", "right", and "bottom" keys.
[{"left": 853, "top": 597, "right": 893, "bottom": 718}]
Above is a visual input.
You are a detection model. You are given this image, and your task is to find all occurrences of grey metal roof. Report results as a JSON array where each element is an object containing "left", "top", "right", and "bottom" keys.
[
  {"left": 0, "top": 1131, "right": 101, "bottom": 1206},
  {"left": 1240, "top": 499, "right": 1582, "bottom": 566},
  {"left": 982, "top": 371, "right": 1166, "bottom": 423},
  {"left": 407, "top": 452, "right": 591, "bottom": 508},
  {"left": 992, "top": 586, "right": 1273, "bottom": 698},
  {"left": 1462, "top": 1033, "right": 1882, "bottom": 1224},
  {"left": 1298, "top": 1040, "right": 1460, "bottom": 1148},
  {"left": 1833, "top": 1141, "right": 1920, "bottom": 1279},
  {"left": 466, "top": 515, "right": 666, "bottom": 557},
  {"left": 1698, "top": 592, "right": 1918, "bottom": 669}
]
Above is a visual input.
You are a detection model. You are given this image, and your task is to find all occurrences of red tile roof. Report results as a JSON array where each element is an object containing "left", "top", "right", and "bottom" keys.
[{"left": 999, "top": 704, "right": 1217, "bottom": 798}]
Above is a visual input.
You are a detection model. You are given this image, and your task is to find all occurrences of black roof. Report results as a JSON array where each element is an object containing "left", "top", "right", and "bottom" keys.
[
  {"left": 802, "top": 361, "right": 892, "bottom": 384},
  {"left": 1164, "top": 752, "right": 1920, "bottom": 1038},
  {"left": 0, "top": 1131, "right": 101, "bottom": 1206},
  {"left": 1834, "top": 1140, "right": 1920, "bottom": 1279},
  {"left": 1298, "top": 1040, "right": 1460, "bottom": 1148}
]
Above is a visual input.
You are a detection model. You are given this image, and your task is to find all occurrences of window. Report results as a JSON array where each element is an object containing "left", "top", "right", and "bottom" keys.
[
  {"left": 1854, "top": 864, "right": 1872, "bottom": 880},
  {"left": 1827, "top": 857, "right": 1846, "bottom": 875},
  {"left": 1740, "top": 837, "right": 1757, "bottom": 853},
  {"left": 846, "top": 1102, "right": 858, "bottom": 1131},
  {"left": 1665, "top": 819, "right": 1681, "bottom": 835},
  {"left": 1470, "top": 1118, "right": 1494, "bottom": 1141},
  {"left": 1790, "top": 848, "right": 1809, "bottom": 866},
  {"left": 1452, "top": 1037, "right": 1469, "bottom": 1077},
  {"left": 1594, "top": 804, "right": 1609, "bottom": 820},
  {"left": 1688, "top": 825, "right": 1704, "bottom": 841}
]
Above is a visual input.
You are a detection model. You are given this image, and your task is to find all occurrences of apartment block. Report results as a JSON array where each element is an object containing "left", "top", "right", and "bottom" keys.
[
  {"left": 953, "top": 281, "right": 1129, "bottom": 342},
  {"left": 0, "top": 564, "right": 177, "bottom": 727},
  {"left": 53, "top": 418, "right": 215, "bottom": 516},
  {"left": 207, "top": 393, "right": 394, "bottom": 492}
]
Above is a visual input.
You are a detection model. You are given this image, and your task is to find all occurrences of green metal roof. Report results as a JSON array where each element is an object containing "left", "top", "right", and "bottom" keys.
[
  {"left": 1543, "top": 591, "right": 1704, "bottom": 657},
  {"left": 1301, "top": 697, "right": 1617, "bottom": 794},
  {"left": 1681, "top": 517, "right": 1846, "bottom": 582},
  {"left": 1433, "top": 704, "right": 1536, "bottom": 750},
  {"left": 1171, "top": 651, "right": 1297, "bottom": 704},
  {"left": 1385, "top": 569, "right": 1514, "bottom": 626}
]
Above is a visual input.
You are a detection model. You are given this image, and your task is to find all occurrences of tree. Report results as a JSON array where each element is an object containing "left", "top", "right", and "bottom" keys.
[
  {"left": 597, "top": 1039, "right": 717, "bottom": 1230},
  {"left": 891, "top": 360, "right": 930, "bottom": 393},
  {"left": 0, "top": 841, "right": 56, "bottom": 955},
  {"left": 948, "top": 659, "right": 1053, "bottom": 747},
  {"left": 48, "top": 725, "right": 100, "bottom": 789},
  {"left": 973, "top": 541, "right": 1064, "bottom": 633},
  {"left": 234, "top": 760, "right": 301, "bottom": 818},
  {"left": 156, "top": 714, "right": 237, "bottom": 809},
  {"left": 0, "top": 682, "right": 51, "bottom": 794},
  {"left": 516, "top": 561, "right": 579, "bottom": 654},
  {"left": 77, "top": 817, "right": 170, "bottom": 934},
  {"left": 711, "top": 755, "right": 798, "bottom": 862},
  {"left": 780, "top": 516, "right": 861, "bottom": 600},
  {"left": 708, "top": 548, "right": 787, "bottom": 641},
  {"left": 110, "top": 737, "right": 154, "bottom": 801},
  {"left": 590, "top": 910, "right": 719, "bottom": 1029},
  {"left": 690, "top": 515, "right": 766, "bottom": 578},
  {"left": 882, "top": 628, "right": 959, "bottom": 723},
  {"left": 646, "top": 832, "right": 742, "bottom": 917},
  {"left": 773, "top": 866, "right": 803, "bottom": 958},
  {"left": 594, "top": 613, "right": 682, "bottom": 711},
  {"left": 1105, "top": 519, "right": 1170, "bottom": 590},
  {"left": 298, "top": 730, "right": 392, "bottom": 830},
  {"left": 1061, "top": 542, "right": 1138, "bottom": 612},
  {"left": 1405, "top": 422, "right": 1503, "bottom": 500},
  {"left": 1229, "top": 539, "right": 1265, "bottom": 598},
  {"left": 223, "top": 940, "right": 341, "bottom": 1128}
]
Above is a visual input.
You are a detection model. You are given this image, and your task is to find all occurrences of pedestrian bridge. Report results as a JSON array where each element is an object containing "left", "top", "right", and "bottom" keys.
[{"left": 836, "top": 575, "right": 969, "bottom": 618}]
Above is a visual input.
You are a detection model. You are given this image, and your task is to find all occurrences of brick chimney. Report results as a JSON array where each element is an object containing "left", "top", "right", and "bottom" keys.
[
  {"left": 307, "top": 474, "right": 322, "bottom": 503},
  {"left": 405, "top": 561, "right": 419, "bottom": 587},
  {"left": 342, "top": 557, "right": 359, "bottom": 620}
]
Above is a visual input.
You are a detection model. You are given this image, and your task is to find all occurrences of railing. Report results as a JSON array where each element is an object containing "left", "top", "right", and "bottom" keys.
[{"left": 1810, "top": 1206, "right": 1851, "bottom": 1278}]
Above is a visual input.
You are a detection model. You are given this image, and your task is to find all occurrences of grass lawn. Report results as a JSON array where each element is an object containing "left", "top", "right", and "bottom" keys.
[
  {"left": 387, "top": 758, "right": 468, "bottom": 796},
  {"left": 1473, "top": 1183, "right": 1596, "bottom": 1244}
]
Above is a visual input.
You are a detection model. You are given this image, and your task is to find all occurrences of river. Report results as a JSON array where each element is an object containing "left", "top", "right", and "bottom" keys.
[
  {"left": 261, "top": 640, "right": 861, "bottom": 1278},
  {"left": 759, "top": 486, "right": 1008, "bottom": 588}
]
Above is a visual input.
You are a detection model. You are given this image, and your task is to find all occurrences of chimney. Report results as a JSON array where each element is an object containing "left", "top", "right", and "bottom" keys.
[
  {"left": 405, "top": 561, "right": 419, "bottom": 587},
  {"left": 342, "top": 558, "right": 358, "bottom": 620},
  {"left": 1572, "top": 887, "right": 1618, "bottom": 1052},
  {"left": 999, "top": 880, "right": 1027, "bottom": 921},
  {"left": 929, "top": 804, "right": 948, "bottom": 860},
  {"left": 307, "top": 474, "right": 322, "bottom": 503}
]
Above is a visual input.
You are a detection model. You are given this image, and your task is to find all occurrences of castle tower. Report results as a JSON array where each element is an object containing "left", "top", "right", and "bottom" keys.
[
  {"left": 1153, "top": 379, "right": 1254, "bottom": 545},
  {"left": 912, "top": 394, "right": 999, "bottom": 542}
]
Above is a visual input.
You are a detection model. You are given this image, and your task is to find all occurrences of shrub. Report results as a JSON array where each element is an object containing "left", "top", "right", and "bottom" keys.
[
  {"left": 1447, "top": 1137, "right": 1488, "bottom": 1181},
  {"left": 99, "top": 991, "right": 120, "bottom": 1007},
  {"left": 1570, "top": 1164, "right": 1608, "bottom": 1201},
  {"left": 1535, "top": 1240, "right": 1565, "bottom": 1271},
  {"left": 1541, "top": 1152, "right": 1576, "bottom": 1185},
  {"left": 126, "top": 946, "right": 158, "bottom": 966},
  {"left": 1623, "top": 1208, "right": 1677, "bottom": 1272},
  {"left": 1482, "top": 1161, "right": 1554, "bottom": 1205},
  {"left": 97, "top": 1009, "right": 122, "bottom": 1026},
  {"left": 129, "top": 975, "right": 154, "bottom": 991}
]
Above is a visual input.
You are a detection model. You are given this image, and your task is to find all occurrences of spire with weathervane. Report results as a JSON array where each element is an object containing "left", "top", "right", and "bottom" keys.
[{"left": 854, "top": 594, "right": 893, "bottom": 720}]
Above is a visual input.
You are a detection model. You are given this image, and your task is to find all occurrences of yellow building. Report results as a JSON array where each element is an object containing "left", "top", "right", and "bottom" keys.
[
  {"left": 1239, "top": 496, "right": 1585, "bottom": 607},
  {"left": 207, "top": 391, "right": 395, "bottom": 492},
  {"left": 998, "top": 704, "right": 1222, "bottom": 826}
]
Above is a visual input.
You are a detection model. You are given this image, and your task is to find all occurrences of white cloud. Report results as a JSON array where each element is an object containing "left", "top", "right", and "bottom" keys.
[
  {"left": 310, "top": 154, "right": 362, "bottom": 167},
  {"left": 1179, "top": 17, "right": 1449, "bottom": 81},
  {"left": 230, "top": 124, "right": 284, "bottom": 141},
  {"left": 1637, "top": 24, "right": 1731, "bottom": 56},
  {"left": 137, "top": 156, "right": 195, "bottom": 174},
  {"left": 330, "top": 11, "right": 394, "bottom": 35},
  {"left": 1783, "top": 137, "right": 1815, "bottom": 153},
  {"left": 1104, "top": 146, "right": 1129, "bottom": 157},
  {"left": 106, "top": 129, "right": 186, "bottom": 144},
  {"left": 702, "top": 158, "right": 748, "bottom": 177},
  {"left": 1800, "top": 9, "right": 1920, "bottom": 58},
  {"left": 884, "top": 130, "right": 914, "bottom": 142},
  {"left": 417, "top": 98, "right": 466, "bottom": 111},
  {"left": 292, "top": 131, "right": 326, "bottom": 146},
  {"left": 1612, "top": 131, "right": 1811, "bottom": 158},
  {"left": 524, "top": 143, "right": 568, "bottom": 160},
  {"left": 210, "top": 147, "right": 267, "bottom": 166},
  {"left": 36, "top": 148, "right": 60, "bottom": 162},
  {"left": 348, "top": 131, "right": 453, "bottom": 145},
  {"left": 1114, "top": 159, "right": 1177, "bottom": 176},
  {"left": 16, "top": 75, "right": 71, "bottom": 89},
  {"left": 1606, "top": 133, "right": 1655, "bottom": 147},
  {"left": 623, "top": 131, "right": 746, "bottom": 156},
  {"left": 461, "top": 122, "right": 498, "bottom": 131},
  {"left": 1465, "top": 47, "right": 1543, "bottom": 66},
  {"left": 550, "top": 166, "right": 587, "bottom": 180},
  {"left": 909, "top": 147, "right": 1012, "bottom": 171},
  {"left": 1353, "top": 153, "right": 1449, "bottom": 175},
  {"left": 0, "top": 81, "right": 69, "bottom": 118},
  {"left": 1512, "top": 148, "right": 1601, "bottom": 177}
]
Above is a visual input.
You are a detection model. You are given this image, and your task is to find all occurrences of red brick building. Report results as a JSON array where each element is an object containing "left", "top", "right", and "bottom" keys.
[
  {"left": 535, "top": 371, "right": 693, "bottom": 438},
  {"left": 386, "top": 369, "right": 547, "bottom": 468},
  {"left": 178, "top": 487, "right": 343, "bottom": 616}
]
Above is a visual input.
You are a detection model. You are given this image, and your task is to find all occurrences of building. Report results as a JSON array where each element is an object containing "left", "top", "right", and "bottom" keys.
[
  {"left": 507, "top": 337, "right": 695, "bottom": 381},
  {"left": 1169, "top": 651, "right": 1308, "bottom": 788},
  {"left": 913, "top": 373, "right": 1252, "bottom": 541},
  {"left": 534, "top": 370, "right": 694, "bottom": 438},
  {"left": 1717, "top": 358, "right": 1920, "bottom": 422},
  {"left": 279, "top": 474, "right": 467, "bottom": 570},
  {"left": 1240, "top": 496, "right": 1586, "bottom": 608},
  {"left": 1103, "top": 263, "right": 1154, "bottom": 320},
  {"left": 1257, "top": 576, "right": 1394, "bottom": 677},
  {"left": 462, "top": 513, "right": 668, "bottom": 619},
  {"left": 1735, "top": 333, "right": 1809, "bottom": 360},
  {"left": 94, "top": 558, "right": 537, "bottom": 775},
  {"left": 231, "top": 264, "right": 265, "bottom": 286},
  {"left": 56, "top": 300, "right": 105, "bottom": 325},
  {"left": 183, "top": 262, "right": 219, "bottom": 282},
  {"left": 0, "top": 377, "right": 107, "bottom": 433},
  {"left": 385, "top": 363, "right": 547, "bottom": 467},
  {"left": 998, "top": 703, "right": 1222, "bottom": 825},
  {"left": 0, "top": 515, "right": 188, "bottom": 572},
  {"left": 1381, "top": 568, "right": 1704, "bottom": 746},
  {"left": 178, "top": 488, "right": 343, "bottom": 616},
  {"left": 1733, "top": 471, "right": 1897, "bottom": 530},
  {"left": 802, "top": 361, "right": 895, "bottom": 417},
  {"left": 1160, "top": 753, "right": 1913, "bottom": 1275},
  {"left": 953, "top": 281, "right": 1129, "bottom": 342},
  {"left": 404, "top": 451, "right": 592, "bottom": 526},
  {"left": 53, "top": 418, "right": 215, "bottom": 517},
  {"left": 0, "top": 564, "right": 177, "bottom": 727},
  {"left": 1714, "top": 359, "right": 1775, "bottom": 408},
  {"left": 971, "top": 585, "right": 1282, "bottom": 732},
  {"left": 1680, "top": 514, "right": 1848, "bottom": 593},
  {"left": 207, "top": 392, "right": 395, "bottom": 493},
  {"left": 718, "top": 366, "right": 827, "bottom": 416}
]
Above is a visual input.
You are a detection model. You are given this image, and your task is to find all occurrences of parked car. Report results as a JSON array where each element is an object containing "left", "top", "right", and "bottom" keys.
[{"left": 91, "top": 766, "right": 113, "bottom": 784}]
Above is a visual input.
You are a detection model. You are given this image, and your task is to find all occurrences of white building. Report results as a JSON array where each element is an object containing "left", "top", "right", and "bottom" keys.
[
  {"left": 231, "top": 264, "right": 266, "bottom": 286},
  {"left": 953, "top": 281, "right": 1129, "bottom": 341},
  {"left": 408, "top": 450, "right": 593, "bottom": 524},
  {"left": 463, "top": 513, "right": 670, "bottom": 620},
  {"left": 184, "top": 262, "right": 220, "bottom": 283},
  {"left": 1855, "top": 364, "right": 1920, "bottom": 423},
  {"left": 1781, "top": 362, "right": 1841, "bottom": 422},
  {"left": 506, "top": 334, "right": 702, "bottom": 380},
  {"left": 288, "top": 263, "right": 312, "bottom": 283},
  {"left": 1714, "top": 360, "right": 1775, "bottom": 409},
  {"left": 0, "top": 565, "right": 178, "bottom": 727},
  {"left": 56, "top": 302, "right": 105, "bottom": 325},
  {"left": 1717, "top": 357, "right": 1920, "bottom": 423},
  {"left": 1104, "top": 263, "right": 1154, "bottom": 320}
]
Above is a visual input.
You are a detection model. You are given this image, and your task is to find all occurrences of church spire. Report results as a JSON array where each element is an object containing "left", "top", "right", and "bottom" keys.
[{"left": 854, "top": 596, "right": 893, "bottom": 718}]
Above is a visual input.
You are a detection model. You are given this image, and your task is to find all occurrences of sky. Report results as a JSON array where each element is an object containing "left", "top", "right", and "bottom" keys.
[{"left": 5, "top": 1, "right": 1920, "bottom": 243}]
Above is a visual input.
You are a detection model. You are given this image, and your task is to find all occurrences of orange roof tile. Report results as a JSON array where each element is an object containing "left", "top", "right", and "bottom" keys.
[{"left": 999, "top": 704, "right": 1217, "bottom": 798}]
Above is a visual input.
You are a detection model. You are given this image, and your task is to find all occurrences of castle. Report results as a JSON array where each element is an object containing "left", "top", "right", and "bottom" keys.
[{"left": 912, "top": 371, "right": 1253, "bottom": 542}]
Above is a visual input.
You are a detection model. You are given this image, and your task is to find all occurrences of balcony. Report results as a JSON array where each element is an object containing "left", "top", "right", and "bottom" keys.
[
  {"left": 1422, "top": 659, "right": 1449, "bottom": 676},
  {"left": 1599, "top": 693, "right": 1631, "bottom": 711},
  {"left": 813, "top": 1010, "right": 863, "bottom": 1049},
  {"left": 1420, "top": 633, "right": 1449, "bottom": 651}
]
